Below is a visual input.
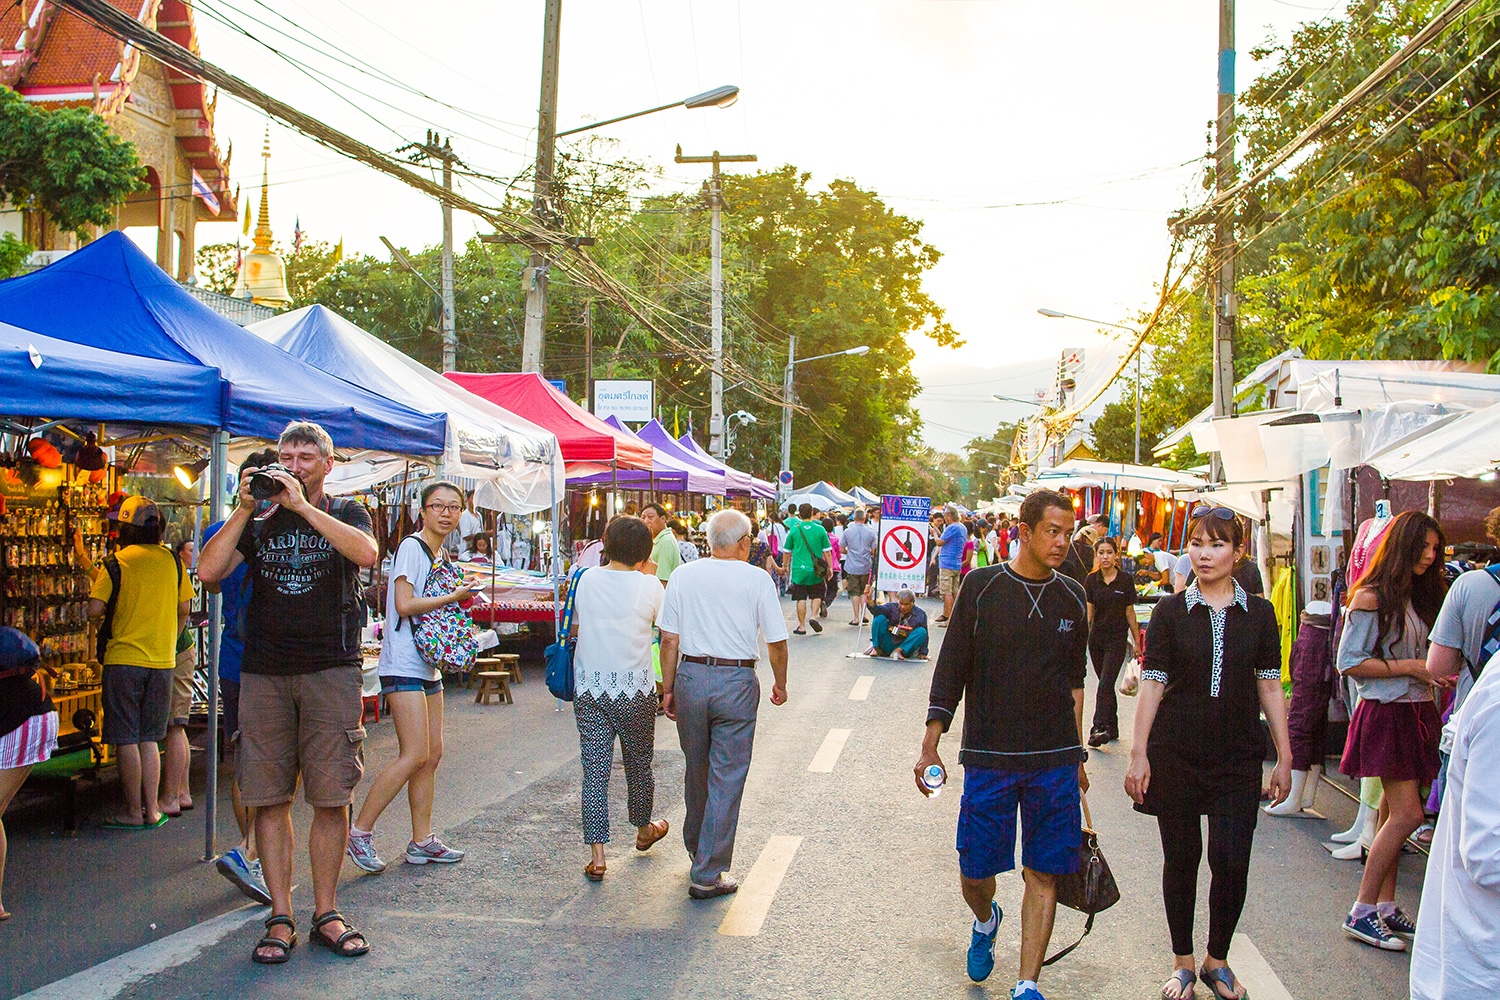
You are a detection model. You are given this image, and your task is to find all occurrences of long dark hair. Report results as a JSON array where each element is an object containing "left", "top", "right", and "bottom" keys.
[{"left": 1349, "top": 510, "right": 1446, "bottom": 653}]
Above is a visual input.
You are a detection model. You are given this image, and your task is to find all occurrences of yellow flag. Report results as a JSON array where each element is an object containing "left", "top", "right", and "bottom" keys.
[
  {"left": 333, "top": 238, "right": 344, "bottom": 264},
  {"left": 673, "top": 407, "right": 679, "bottom": 438},
  {"left": 242, "top": 195, "right": 253, "bottom": 235}
]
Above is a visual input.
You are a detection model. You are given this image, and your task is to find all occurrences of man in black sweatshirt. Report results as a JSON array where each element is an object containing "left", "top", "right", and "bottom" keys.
[{"left": 915, "top": 489, "right": 1089, "bottom": 1000}]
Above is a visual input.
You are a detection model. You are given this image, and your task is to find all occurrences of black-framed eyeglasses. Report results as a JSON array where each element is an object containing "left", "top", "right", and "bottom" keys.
[
  {"left": 1190, "top": 505, "right": 1237, "bottom": 521},
  {"left": 425, "top": 502, "right": 463, "bottom": 514}
]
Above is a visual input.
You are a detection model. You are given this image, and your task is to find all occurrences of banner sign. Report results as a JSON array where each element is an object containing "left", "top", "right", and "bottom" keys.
[
  {"left": 592, "top": 379, "right": 654, "bottom": 422},
  {"left": 877, "top": 494, "right": 931, "bottom": 593}
]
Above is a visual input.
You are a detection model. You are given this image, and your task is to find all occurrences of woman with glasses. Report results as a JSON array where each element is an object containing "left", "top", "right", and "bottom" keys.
[
  {"left": 1335, "top": 510, "right": 1446, "bottom": 953},
  {"left": 347, "top": 482, "right": 472, "bottom": 874},
  {"left": 1125, "top": 505, "right": 1291, "bottom": 1000}
]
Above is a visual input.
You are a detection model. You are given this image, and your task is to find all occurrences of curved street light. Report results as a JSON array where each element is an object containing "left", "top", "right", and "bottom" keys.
[
  {"left": 1039, "top": 306, "right": 1145, "bottom": 464},
  {"left": 780, "top": 343, "right": 870, "bottom": 492},
  {"left": 556, "top": 85, "right": 741, "bottom": 138}
]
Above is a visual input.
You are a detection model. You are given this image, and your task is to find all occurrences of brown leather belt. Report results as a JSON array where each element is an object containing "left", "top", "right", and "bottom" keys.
[{"left": 682, "top": 654, "right": 758, "bottom": 668}]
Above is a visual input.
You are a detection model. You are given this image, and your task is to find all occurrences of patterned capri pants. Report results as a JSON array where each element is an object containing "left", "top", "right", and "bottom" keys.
[{"left": 575, "top": 690, "right": 658, "bottom": 845}]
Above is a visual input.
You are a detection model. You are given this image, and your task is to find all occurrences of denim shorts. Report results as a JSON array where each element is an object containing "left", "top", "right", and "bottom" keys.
[
  {"left": 379, "top": 675, "right": 444, "bottom": 696},
  {"left": 956, "top": 763, "right": 1082, "bottom": 878}
]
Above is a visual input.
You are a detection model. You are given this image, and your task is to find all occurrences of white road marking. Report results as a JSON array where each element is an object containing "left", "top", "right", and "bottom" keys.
[
  {"left": 718, "top": 835, "right": 804, "bottom": 937},
  {"left": 17, "top": 903, "right": 264, "bottom": 1000},
  {"left": 1229, "top": 933, "right": 1295, "bottom": 1000},
  {"left": 808, "top": 728, "right": 852, "bottom": 772},
  {"left": 849, "top": 676, "right": 875, "bottom": 700}
]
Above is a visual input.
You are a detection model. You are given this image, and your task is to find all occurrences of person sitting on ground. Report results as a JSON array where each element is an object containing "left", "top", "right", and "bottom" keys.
[
  {"left": 88, "top": 496, "right": 195, "bottom": 831},
  {"left": 866, "top": 588, "right": 930, "bottom": 660}
]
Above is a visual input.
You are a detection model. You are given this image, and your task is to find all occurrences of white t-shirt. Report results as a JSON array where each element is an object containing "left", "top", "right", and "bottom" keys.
[
  {"left": 379, "top": 535, "right": 439, "bottom": 681},
  {"left": 573, "top": 568, "right": 664, "bottom": 699},
  {"left": 659, "top": 557, "right": 790, "bottom": 659},
  {"left": 1410, "top": 654, "right": 1500, "bottom": 998}
]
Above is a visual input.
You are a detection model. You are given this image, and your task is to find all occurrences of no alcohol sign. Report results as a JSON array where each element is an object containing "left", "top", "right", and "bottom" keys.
[{"left": 876, "top": 494, "right": 931, "bottom": 592}]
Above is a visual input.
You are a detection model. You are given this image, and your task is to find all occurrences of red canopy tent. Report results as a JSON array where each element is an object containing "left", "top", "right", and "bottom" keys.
[{"left": 443, "top": 372, "right": 653, "bottom": 471}]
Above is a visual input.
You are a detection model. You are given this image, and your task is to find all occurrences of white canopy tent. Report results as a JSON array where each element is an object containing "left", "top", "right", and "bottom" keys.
[
  {"left": 249, "top": 306, "right": 564, "bottom": 513},
  {"left": 1363, "top": 401, "right": 1500, "bottom": 481},
  {"left": 1034, "top": 460, "right": 1205, "bottom": 497}
]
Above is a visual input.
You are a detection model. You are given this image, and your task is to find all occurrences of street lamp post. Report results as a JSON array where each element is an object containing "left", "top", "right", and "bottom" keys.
[
  {"left": 1038, "top": 307, "right": 1145, "bottom": 464},
  {"left": 780, "top": 341, "right": 870, "bottom": 497}
]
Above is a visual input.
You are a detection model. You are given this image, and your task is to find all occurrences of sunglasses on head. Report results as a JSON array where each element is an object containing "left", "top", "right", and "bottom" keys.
[{"left": 1190, "top": 505, "right": 1236, "bottom": 521}]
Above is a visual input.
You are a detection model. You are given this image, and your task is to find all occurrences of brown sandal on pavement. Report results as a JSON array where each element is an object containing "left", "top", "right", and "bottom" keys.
[
  {"left": 309, "top": 910, "right": 368, "bottom": 957},
  {"left": 584, "top": 861, "right": 606, "bottom": 881},
  {"left": 251, "top": 914, "right": 296, "bottom": 965},
  {"left": 635, "top": 819, "right": 670, "bottom": 852}
]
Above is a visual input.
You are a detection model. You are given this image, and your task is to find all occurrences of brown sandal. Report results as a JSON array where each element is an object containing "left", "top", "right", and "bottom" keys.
[
  {"left": 584, "top": 860, "right": 606, "bottom": 881},
  {"left": 635, "top": 819, "right": 670, "bottom": 852}
]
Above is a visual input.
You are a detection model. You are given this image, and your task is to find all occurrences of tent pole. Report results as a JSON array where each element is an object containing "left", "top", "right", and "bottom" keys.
[
  {"left": 610, "top": 460, "right": 617, "bottom": 519},
  {"left": 203, "top": 430, "right": 226, "bottom": 862},
  {"left": 551, "top": 447, "right": 562, "bottom": 637}
]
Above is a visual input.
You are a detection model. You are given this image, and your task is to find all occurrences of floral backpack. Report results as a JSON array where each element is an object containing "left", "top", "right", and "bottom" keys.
[{"left": 398, "top": 536, "right": 478, "bottom": 672}]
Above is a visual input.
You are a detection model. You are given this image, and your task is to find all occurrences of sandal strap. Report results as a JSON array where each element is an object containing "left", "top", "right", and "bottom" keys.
[
  {"left": 311, "top": 910, "right": 345, "bottom": 930},
  {"left": 256, "top": 934, "right": 292, "bottom": 949},
  {"left": 264, "top": 914, "right": 295, "bottom": 930},
  {"left": 334, "top": 928, "right": 366, "bottom": 947}
]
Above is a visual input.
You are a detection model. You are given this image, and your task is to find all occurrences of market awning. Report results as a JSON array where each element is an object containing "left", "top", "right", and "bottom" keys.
[
  {"left": 1034, "top": 460, "right": 1205, "bottom": 496},
  {"left": 443, "top": 371, "right": 654, "bottom": 471},
  {"left": 601, "top": 417, "right": 725, "bottom": 494},
  {"left": 0, "top": 233, "right": 446, "bottom": 456},
  {"left": 1, "top": 320, "right": 227, "bottom": 426},
  {"left": 784, "top": 481, "right": 859, "bottom": 511},
  {"left": 248, "top": 307, "right": 563, "bottom": 514},
  {"left": 670, "top": 432, "right": 755, "bottom": 494},
  {"left": 1363, "top": 400, "right": 1500, "bottom": 481}
]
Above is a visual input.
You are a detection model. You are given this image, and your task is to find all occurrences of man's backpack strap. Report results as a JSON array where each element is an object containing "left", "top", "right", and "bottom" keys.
[
  {"left": 96, "top": 554, "right": 123, "bottom": 661},
  {"left": 1472, "top": 564, "right": 1500, "bottom": 681}
]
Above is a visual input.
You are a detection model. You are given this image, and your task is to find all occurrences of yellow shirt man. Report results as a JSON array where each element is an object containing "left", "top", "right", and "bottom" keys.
[{"left": 90, "top": 543, "right": 195, "bottom": 669}]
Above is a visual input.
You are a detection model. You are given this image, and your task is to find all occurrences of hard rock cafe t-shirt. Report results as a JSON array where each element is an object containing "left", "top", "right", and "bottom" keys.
[{"left": 237, "top": 498, "right": 373, "bottom": 676}]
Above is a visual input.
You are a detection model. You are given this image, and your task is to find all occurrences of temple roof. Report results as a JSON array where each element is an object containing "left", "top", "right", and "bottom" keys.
[{"left": 2, "top": 0, "right": 237, "bottom": 220}]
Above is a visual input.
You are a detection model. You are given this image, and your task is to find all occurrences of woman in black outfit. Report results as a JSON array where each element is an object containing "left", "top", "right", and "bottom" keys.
[
  {"left": 1084, "top": 536, "right": 1139, "bottom": 747},
  {"left": 1124, "top": 506, "right": 1291, "bottom": 1000}
]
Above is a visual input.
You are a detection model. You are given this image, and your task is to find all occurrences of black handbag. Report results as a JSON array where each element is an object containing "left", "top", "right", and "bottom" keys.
[{"left": 1044, "top": 791, "right": 1120, "bottom": 967}]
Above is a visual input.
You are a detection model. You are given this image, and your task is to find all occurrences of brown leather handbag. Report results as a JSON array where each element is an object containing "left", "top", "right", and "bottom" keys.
[{"left": 1044, "top": 791, "right": 1120, "bottom": 967}]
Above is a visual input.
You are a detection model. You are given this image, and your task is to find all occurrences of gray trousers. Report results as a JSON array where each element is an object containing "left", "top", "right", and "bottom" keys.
[{"left": 674, "top": 659, "right": 760, "bottom": 885}]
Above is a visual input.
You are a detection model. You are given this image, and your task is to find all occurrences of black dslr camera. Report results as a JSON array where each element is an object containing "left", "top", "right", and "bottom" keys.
[{"left": 248, "top": 462, "right": 296, "bottom": 500}]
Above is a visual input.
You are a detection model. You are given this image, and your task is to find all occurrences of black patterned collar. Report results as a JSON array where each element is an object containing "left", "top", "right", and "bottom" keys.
[{"left": 1184, "top": 578, "right": 1248, "bottom": 613}]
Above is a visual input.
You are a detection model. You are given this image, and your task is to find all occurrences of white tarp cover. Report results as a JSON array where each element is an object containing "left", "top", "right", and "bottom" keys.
[
  {"left": 1295, "top": 366, "right": 1500, "bottom": 414},
  {"left": 250, "top": 306, "right": 565, "bottom": 514},
  {"left": 1034, "top": 460, "right": 1204, "bottom": 496},
  {"left": 1363, "top": 400, "right": 1500, "bottom": 481}
]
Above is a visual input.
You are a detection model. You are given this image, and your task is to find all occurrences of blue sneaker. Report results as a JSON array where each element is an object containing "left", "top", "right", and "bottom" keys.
[
  {"left": 966, "top": 902, "right": 1002, "bottom": 983},
  {"left": 215, "top": 847, "right": 272, "bottom": 905},
  {"left": 1012, "top": 986, "right": 1046, "bottom": 1000},
  {"left": 1343, "top": 911, "right": 1407, "bottom": 951},
  {"left": 1381, "top": 906, "right": 1417, "bottom": 939}
]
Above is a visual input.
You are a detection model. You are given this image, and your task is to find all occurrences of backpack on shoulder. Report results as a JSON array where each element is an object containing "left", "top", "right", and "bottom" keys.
[{"left": 96, "top": 548, "right": 183, "bottom": 661}]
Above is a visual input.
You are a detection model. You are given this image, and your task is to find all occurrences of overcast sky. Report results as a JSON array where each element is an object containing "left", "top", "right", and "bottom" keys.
[{"left": 184, "top": 0, "right": 1342, "bottom": 452}]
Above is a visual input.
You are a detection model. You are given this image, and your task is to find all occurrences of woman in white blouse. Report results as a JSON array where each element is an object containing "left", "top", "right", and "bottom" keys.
[{"left": 571, "top": 515, "right": 672, "bottom": 881}]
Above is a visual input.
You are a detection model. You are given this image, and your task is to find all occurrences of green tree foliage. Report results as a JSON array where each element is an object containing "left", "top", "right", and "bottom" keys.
[
  {"left": 195, "top": 242, "right": 239, "bottom": 295},
  {"left": 0, "top": 88, "right": 143, "bottom": 233},
  {"left": 962, "top": 420, "right": 1020, "bottom": 499},
  {"left": 299, "top": 153, "right": 953, "bottom": 491},
  {"left": 0, "top": 232, "right": 31, "bottom": 279},
  {"left": 1237, "top": 0, "right": 1500, "bottom": 365}
]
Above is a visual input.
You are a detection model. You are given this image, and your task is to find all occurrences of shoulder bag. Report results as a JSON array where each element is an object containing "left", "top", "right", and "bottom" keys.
[
  {"left": 407, "top": 538, "right": 478, "bottom": 672},
  {"left": 794, "top": 522, "right": 830, "bottom": 580},
  {"left": 1044, "top": 791, "right": 1120, "bottom": 966},
  {"left": 545, "top": 565, "right": 586, "bottom": 701}
]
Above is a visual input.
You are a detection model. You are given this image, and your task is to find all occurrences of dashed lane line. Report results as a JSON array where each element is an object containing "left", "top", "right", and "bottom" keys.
[
  {"left": 1229, "top": 933, "right": 1295, "bottom": 1000},
  {"left": 849, "top": 676, "right": 875, "bottom": 700},
  {"left": 807, "top": 728, "right": 852, "bottom": 772},
  {"left": 17, "top": 902, "right": 264, "bottom": 1000},
  {"left": 718, "top": 835, "right": 804, "bottom": 937}
]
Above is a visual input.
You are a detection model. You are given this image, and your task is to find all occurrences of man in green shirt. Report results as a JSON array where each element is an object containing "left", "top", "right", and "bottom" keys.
[
  {"left": 642, "top": 503, "right": 681, "bottom": 586},
  {"left": 783, "top": 502, "right": 831, "bottom": 634}
]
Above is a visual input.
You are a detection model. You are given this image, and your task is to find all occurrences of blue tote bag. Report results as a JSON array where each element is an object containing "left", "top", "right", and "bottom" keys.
[{"left": 545, "top": 566, "right": 587, "bottom": 701}]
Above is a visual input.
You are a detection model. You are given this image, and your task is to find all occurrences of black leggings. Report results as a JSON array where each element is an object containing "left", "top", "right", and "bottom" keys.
[
  {"left": 1157, "top": 811, "right": 1256, "bottom": 960},
  {"left": 1088, "top": 631, "right": 1127, "bottom": 735}
]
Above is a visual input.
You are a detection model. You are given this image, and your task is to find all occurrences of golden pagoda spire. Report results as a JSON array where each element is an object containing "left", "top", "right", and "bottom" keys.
[{"left": 252, "top": 126, "right": 274, "bottom": 253}]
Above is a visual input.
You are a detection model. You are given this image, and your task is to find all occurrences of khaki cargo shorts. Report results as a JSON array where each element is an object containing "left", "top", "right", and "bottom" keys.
[
  {"left": 169, "top": 646, "right": 196, "bottom": 727},
  {"left": 238, "top": 665, "right": 365, "bottom": 809},
  {"left": 939, "top": 567, "right": 963, "bottom": 597}
]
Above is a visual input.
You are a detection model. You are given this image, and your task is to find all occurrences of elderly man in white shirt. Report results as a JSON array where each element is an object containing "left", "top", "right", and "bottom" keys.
[
  {"left": 1410, "top": 652, "right": 1500, "bottom": 998},
  {"left": 659, "top": 509, "right": 790, "bottom": 899}
]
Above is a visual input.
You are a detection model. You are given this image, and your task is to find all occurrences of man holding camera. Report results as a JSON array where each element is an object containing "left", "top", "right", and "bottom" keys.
[{"left": 199, "top": 422, "right": 377, "bottom": 965}]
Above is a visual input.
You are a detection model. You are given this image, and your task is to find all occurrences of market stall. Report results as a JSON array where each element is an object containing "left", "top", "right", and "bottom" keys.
[{"left": 674, "top": 433, "right": 775, "bottom": 500}]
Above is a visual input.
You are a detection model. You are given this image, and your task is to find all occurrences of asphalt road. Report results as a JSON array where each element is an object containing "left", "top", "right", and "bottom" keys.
[{"left": 3, "top": 593, "right": 1425, "bottom": 999}]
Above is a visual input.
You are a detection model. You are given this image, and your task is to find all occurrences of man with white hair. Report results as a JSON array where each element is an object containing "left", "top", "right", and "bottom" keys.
[{"left": 659, "top": 509, "right": 790, "bottom": 899}]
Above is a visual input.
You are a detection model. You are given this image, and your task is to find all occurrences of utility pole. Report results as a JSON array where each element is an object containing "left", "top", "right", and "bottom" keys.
[
  {"left": 583, "top": 296, "right": 593, "bottom": 406},
  {"left": 780, "top": 334, "right": 795, "bottom": 493},
  {"left": 675, "top": 146, "right": 757, "bottom": 457},
  {"left": 401, "top": 130, "right": 459, "bottom": 371},
  {"left": 521, "top": 0, "right": 563, "bottom": 374},
  {"left": 1134, "top": 349, "right": 1142, "bottom": 465},
  {"left": 1211, "top": 0, "right": 1237, "bottom": 478}
]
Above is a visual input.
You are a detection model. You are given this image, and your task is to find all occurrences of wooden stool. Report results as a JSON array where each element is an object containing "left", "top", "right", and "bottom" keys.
[
  {"left": 474, "top": 671, "right": 512, "bottom": 706},
  {"left": 494, "top": 653, "right": 522, "bottom": 685}
]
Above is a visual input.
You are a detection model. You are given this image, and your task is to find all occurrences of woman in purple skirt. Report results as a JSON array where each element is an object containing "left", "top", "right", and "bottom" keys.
[{"left": 1335, "top": 510, "right": 1447, "bottom": 952}]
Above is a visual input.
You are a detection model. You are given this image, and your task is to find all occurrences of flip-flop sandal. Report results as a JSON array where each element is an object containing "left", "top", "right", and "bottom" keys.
[
  {"left": 310, "top": 910, "right": 368, "bottom": 957},
  {"left": 251, "top": 915, "right": 296, "bottom": 965},
  {"left": 584, "top": 861, "right": 606, "bottom": 881},
  {"left": 1200, "top": 964, "right": 1246, "bottom": 1000},
  {"left": 1161, "top": 968, "right": 1196, "bottom": 1000},
  {"left": 792, "top": 629, "right": 807, "bottom": 635},
  {"left": 808, "top": 619, "right": 822, "bottom": 633},
  {"left": 102, "top": 815, "right": 166, "bottom": 830}
]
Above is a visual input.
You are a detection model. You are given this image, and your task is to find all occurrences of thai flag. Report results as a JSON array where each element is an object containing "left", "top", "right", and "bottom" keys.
[
  {"left": 293, "top": 216, "right": 304, "bottom": 252},
  {"left": 190, "top": 170, "right": 220, "bottom": 216}
]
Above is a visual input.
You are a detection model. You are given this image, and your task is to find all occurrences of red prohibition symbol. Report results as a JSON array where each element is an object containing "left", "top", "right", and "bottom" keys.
[{"left": 882, "top": 524, "right": 926, "bottom": 570}]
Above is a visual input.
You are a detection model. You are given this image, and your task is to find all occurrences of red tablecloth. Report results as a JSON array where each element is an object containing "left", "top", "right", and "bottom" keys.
[{"left": 470, "top": 601, "right": 557, "bottom": 624}]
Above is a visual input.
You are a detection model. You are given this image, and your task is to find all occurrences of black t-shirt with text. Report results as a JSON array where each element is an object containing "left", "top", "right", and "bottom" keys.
[
  {"left": 237, "top": 498, "right": 373, "bottom": 675},
  {"left": 1085, "top": 569, "right": 1136, "bottom": 641}
]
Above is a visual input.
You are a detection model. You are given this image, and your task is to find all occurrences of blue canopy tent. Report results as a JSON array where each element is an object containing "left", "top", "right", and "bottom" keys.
[
  {"left": 1, "top": 320, "right": 225, "bottom": 425},
  {"left": 0, "top": 233, "right": 446, "bottom": 455}
]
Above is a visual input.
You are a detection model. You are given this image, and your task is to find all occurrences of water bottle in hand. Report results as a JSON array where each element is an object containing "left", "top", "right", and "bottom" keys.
[{"left": 921, "top": 764, "right": 946, "bottom": 797}]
